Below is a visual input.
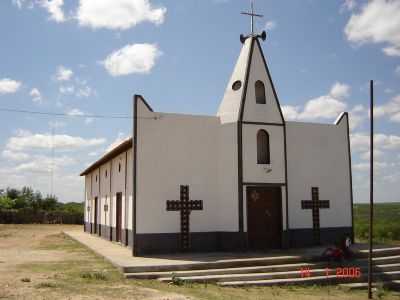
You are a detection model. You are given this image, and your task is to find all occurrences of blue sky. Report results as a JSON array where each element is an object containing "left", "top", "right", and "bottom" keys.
[{"left": 0, "top": 0, "right": 399, "bottom": 203}]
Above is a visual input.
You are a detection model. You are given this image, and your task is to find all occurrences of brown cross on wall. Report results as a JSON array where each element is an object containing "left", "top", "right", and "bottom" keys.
[
  {"left": 301, "top": 187, "right": 330, "bottom": 245},
  {"left": 166, "top": 185, "right": 203, "bottom": 251}
]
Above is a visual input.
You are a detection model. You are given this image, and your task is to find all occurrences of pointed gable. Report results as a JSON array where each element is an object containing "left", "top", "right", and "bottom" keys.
[
  {"left": 242, "top": 39, "right": 284, "bottom": 124},
  {"left": 217, "top": 38, "right": 253, "bottom": 124},
  {"left": 217, "top": 37, "right": 285, "bottom": 125}
]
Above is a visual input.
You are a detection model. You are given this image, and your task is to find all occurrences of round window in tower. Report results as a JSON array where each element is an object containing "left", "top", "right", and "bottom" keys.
[{"left": 232, "top": 80, "right": 242, "bottom": 91}]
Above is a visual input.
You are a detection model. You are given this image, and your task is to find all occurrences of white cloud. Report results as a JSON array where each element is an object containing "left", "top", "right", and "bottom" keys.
[
  {"left": 76, "top": 0, "right": 166, "bottom": 30},
  {"left": 0, "top": 78, "right": 22, "bottom": 94},
  {"left": 66, "top": 108, "right": 85, "bottom": 116},
  {"left": 375, "top": 94, "right": 400, "bottom": 121},
  {"left": 360, "top": 149, "right": 384, "bottom": 160},
  {"left": 84, "top": 117, "right": 94, "bottom": 124},
  {"left": 351, "top": 132, "right": 400, "bottom": 153},
  {"left": 76, "top": 86, "right": 92, "bottom": 98},
  {"left": 344, "top": 0, "right": 400, "bottom": 57},
  {"left": 38, "top": 0, "right": 65, "bottom": 23},
  {"left": 299, "top": 96, "right": 346, "bottom": 120},
  {"left": 390, "top": 111, "right": 400, "bottom": 122},
  {"left": 102, "top": 43, "right": 162, "bottom": 76},
  {"left": 105, "top": 132, "right": 130, "bottom": 153},
  {"left": 330, "top": 82, "right": 351, "bottom": 99},
  {"left": 29, "top": 88, "right": 42, "bottom": 103},
  {"left": 347, "top": 104, "right": 367, "bottom": 130},
  {"left": 55, "top": 66, "right": 73, "bottom": 81},
  {"left": 354, "top": 161, "right": 388, "bottom": 171},
  {"left": 283, "top": 82, "right": 349, "bottom": 121},
  {"left": 281, "top": 106, "right": 300, "bottom": 121},
  {"left": 1, "top": 150, "right": 30, "bottom": 162},
  {"left": 5, "top": 130, "right": 106, "bottom": 151},
  {"left": 15, "top": 155, "right": 75, "bottom": 173},
  {"left": 341, "top": 0, "right": 357, "bottom": 12},
  {"left": 265, "top": 21, "right": 276, "bottom": 31},
  {"left": 59, "top": 85, "right": 75, "bottom": 95},
  {"left": 12, "top": 0, "right": 33, "bottom": 9}
]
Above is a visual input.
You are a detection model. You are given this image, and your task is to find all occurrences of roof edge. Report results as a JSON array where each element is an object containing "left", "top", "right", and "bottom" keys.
[{"left": 80, "top": 138, "right": 133, "bottom": 176}]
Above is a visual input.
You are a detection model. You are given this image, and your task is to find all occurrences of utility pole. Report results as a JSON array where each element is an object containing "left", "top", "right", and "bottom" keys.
[{"left": 368, "top": 80, "right": 374, "bottom": 299}]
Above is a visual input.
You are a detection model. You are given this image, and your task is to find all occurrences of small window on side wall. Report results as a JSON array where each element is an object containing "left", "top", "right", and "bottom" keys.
[
  {"left": 255, "top": 80, "right": 266, "bottom": 104},
  {"left": 257, "top": 130, "right": 270, "bottom": 164},
  {"left": 118, "top": 163, "right": 121, "bottom": 173}
]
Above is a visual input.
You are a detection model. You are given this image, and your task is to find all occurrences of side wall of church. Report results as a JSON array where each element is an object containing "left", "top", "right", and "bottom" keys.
[
  {"left": 286, "top": 117, "right": 352, "bottom": 246},
  {"left": 83, "top": 147, "right": 133, "bottom": 247}
]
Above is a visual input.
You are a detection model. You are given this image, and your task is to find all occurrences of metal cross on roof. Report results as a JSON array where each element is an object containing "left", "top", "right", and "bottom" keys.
[{"left": 241, "top": 0, "right": 263, "bottom": 35}]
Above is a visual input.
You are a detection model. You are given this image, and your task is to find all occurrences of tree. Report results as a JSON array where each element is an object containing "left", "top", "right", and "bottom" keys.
[
  {"left": 6, "top": 188, "right": 20, "bottom": 200},
  {"left": 0, "top": 196, "right": 13, "bottom": 209},
  {"left": 13, "top": 197, "right": 28, "bottom": 209},
  {"left": 41, "top": 195, "right": 58, "bottom": 211}
]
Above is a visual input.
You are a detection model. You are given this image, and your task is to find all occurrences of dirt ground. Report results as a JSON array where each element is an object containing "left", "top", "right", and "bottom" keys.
[{"left": 0, "top": 224, "right": 399, "bottom": 300}]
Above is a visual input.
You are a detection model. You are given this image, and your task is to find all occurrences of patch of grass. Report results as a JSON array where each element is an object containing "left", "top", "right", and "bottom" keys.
[
  {"left": 79, "top": 271, "right": 109, "bottom": 281},
  {"left": 35, "top": 233, "right": 84, "bottom": 252},
  {"left": 35, "top": 282, "right": 58, "bottom": 289},
  {"left": 170, "top": 273, "right": 184, "bottom": 286}
]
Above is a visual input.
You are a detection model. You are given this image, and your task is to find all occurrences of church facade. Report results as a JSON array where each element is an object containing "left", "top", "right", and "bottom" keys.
[{"left": 81, "top": 34, "right": 353, "bottom": 256}]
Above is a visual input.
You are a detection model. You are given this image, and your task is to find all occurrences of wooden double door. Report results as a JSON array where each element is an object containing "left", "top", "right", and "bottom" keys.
[{"left": 247, "top": 186, "right": 282, "bottom": 250}]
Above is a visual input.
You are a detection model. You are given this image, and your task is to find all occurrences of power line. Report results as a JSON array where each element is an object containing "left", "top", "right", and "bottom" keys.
[{"left": 0, "top": 108, "right": 132, "bottom": 119}]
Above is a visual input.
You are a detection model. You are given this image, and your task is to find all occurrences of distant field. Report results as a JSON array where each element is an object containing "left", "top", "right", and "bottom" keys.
[{"left": 354, "top": 202, "right": 400, "bottom": 244}]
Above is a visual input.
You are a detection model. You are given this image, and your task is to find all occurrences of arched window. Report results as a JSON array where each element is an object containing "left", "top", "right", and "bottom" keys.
[
  {"left": 255, "top": 80, "right": 266, "bottom": 104},
  {"left": 257, "top": 130, "right": 270, "bottom": 164}
]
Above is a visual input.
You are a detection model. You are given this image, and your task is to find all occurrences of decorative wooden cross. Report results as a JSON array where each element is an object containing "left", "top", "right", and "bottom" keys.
[
  {"left": 241, "top": 0, "right": 263, "bottom": 35},
  {"left": 301, "top": 187, "right": 330, "bottom": 245},
  {"left": 166, "top": 185, "right": 203, "bottom": 251}
]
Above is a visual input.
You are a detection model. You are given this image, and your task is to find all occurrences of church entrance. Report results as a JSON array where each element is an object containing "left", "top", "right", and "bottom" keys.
[{"left": 246, "top": 186, "right": 282, "bottom": 250}]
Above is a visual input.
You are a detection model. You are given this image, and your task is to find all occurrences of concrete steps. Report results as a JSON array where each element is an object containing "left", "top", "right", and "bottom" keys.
[
  {"left": 219, "top": 271, "right": 400, "bottom": 287},
  {"left": 122, "top": 255, "right": 309, "bottom": 274},
  {"left": 124, "top": 247, "right": 400, "bottom": 289},
  {"left": 157, "top": 264, "right": 400, "bottom": 284},
  {"left": 340, "top": 280, "right": 400, "bottom": 291}
]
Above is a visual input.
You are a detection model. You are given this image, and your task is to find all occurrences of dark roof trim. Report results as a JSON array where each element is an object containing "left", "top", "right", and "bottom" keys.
[
  {"left": 255, "top": 38, "right": 286, "bottom": 124},
  {"left": 80, "top": 138, "right": 132, "bottom": 176},
  {"left": 136, "top": 94, "right": 154, "bottom": 112},
  {"left": 238, "top": 37, "right": 256, "bottom": 121}
]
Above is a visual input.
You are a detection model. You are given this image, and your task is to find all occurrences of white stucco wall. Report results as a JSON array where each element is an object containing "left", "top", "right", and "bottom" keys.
[
  {"left": 217, "top": 123, "right": 239, "bottom": 231},
  {"left": 136, "top": 99, "right": 222, "bottom": 234},
  {"left": 286, "top": 117, "right": 352, "bottom": 229},
  {"left": 242, "top": 124, "right": 286, "bottom": 183},
  {"left": 84, "top": 174, "right": 91, "bottom": 223},
  {"left": 126, "top": 148, "right": 133, "bottom": 230}
]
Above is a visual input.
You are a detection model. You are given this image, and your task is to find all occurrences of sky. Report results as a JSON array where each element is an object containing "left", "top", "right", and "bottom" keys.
[{"left": 0, "top": 0, "right": 399, "bottom": 203}]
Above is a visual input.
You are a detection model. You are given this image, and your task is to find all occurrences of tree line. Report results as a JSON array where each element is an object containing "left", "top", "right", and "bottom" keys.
[{"left": 0, "top": 187, "right": 83, "bottom": 224}]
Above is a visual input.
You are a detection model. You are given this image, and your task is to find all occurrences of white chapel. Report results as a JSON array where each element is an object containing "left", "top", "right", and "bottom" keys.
[{"left": 81, "top": 25, "right": 353, "bottom": 256}]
